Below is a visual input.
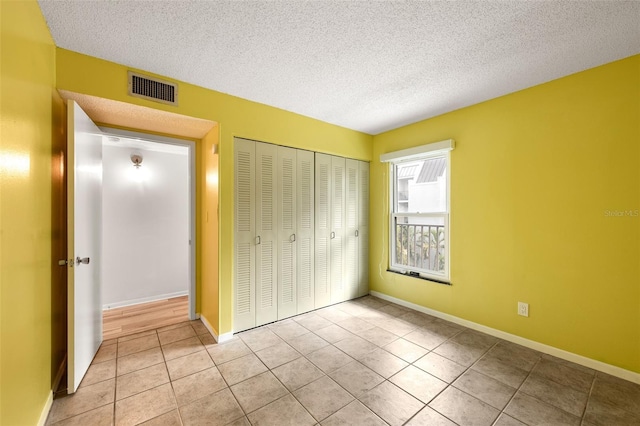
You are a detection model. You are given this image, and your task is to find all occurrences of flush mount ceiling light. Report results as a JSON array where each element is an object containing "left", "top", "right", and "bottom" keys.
[{"left": 131, "top": 153, "right": 143, "bottom": 168}]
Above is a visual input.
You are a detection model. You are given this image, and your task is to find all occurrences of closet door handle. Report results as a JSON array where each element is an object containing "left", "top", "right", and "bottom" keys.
[
  {"left": 290, "top": 234, "right": 296, "bottom": 242},
  {"left": 330, "top": 232, "right": 336, "bottom": 239},
  {"left": 256, "top": 236, "right": 261, "bottom": 245},
  {"left": 355, "top": 230, "right": 359, "bottom": 237}
]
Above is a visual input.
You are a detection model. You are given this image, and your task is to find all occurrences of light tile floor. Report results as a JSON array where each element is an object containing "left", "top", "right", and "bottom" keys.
[{"left": 47, "top": 295, "right": 640, "bottom": 426}]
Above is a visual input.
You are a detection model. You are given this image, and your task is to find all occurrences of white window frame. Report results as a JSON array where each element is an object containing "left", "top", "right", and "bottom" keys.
[{"left": 381, "top": 139, "right": 454, "bottom": 283}]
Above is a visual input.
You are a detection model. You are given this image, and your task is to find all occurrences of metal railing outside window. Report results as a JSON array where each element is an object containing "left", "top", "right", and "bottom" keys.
[{"left": 394, "top": 222, "right": 445, "bottom": 273}]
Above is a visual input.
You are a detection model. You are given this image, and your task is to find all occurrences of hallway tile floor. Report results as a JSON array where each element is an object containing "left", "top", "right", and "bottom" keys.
[{"left": 46, "top": 296, "right": 640, "bottom": 425}]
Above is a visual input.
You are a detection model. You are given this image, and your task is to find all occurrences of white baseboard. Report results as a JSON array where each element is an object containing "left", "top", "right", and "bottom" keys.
[
  {"left": 37, "top": 391, "right": 54, "bottom": 426},
  {"left": 102, "top": 291, "right": 188, "bottom": 310},
  {"left": 370, "top": 290, "right": 640, "bottom": 385},
  {"left": 199, "top": 314, "right": 234, "bottom": 343},
  {"left": 217, "top": 332, "right": 234, "bottom": 343}
]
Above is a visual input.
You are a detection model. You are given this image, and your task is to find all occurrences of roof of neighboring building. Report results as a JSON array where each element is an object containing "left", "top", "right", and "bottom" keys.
[
  {"left": 416, "top": 157, "right": 446, "bottom": 183},
  {"left": 397, "top": 164, "right": 419, "bottom": 179}
]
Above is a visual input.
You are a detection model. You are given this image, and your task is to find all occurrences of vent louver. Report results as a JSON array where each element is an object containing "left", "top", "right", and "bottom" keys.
[{"left": 128, "top": 71, "right": 178, "bottom": 106}]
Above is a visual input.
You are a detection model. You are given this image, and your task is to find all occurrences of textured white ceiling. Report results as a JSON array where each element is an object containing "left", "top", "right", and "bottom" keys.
[
  {"left": 38, "top": 1, "right": 640, "bottom": 135},
  {"left": 59, "top": 90, "right": 216, "bottom": 139},
  {"left": 102, "top": 135, "right": 188, "bottom": 156}
]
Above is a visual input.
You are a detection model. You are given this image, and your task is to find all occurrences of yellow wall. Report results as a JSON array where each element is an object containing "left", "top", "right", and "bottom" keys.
[
  {"left": 55, "top": 49, "right": 373, "bottom": 335},
  {"left": 371, "top": 55, "right": 640, "bottom": 373},
  {"left": 50, "top": 79, "right": 67, "bottom": 396},
  {"left": 201, "top": 126, "right": 219, "bottom": 328},
  {"left": 0, "top": 0, "right": 62, "bottom": 424}
]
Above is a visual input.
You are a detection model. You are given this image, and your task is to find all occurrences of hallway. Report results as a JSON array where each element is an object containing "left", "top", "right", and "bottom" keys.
[{"left": 103, "top": 296, "right": 189, "bottom": 341}]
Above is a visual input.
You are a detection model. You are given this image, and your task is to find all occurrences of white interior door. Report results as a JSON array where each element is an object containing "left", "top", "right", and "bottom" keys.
[{"left": 67, "top": 100, "right": 103, "bottom": 393}]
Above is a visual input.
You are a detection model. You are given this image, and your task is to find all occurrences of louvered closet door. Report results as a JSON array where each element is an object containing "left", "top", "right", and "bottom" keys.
[
  {"left": 330, "top": 156, "right": 347, "bottom": 303},
  {"left": 314, "top": 153, "right": 332, "bottom": 308},
  {"left": 277, "top": 146, "right": 297, "bottom": 320},
  {"left": 296, "top": 150, "right": 315, "bottom": 314},
  {"left": 358, "top": 161, "right": 370, "bottom": 296},
  {"left": 256, "top": 142, "right": 278, "bottom": 326},
  {"left": 345, "top": 159, "right": 359, "bottom": 299},
  {"left": 234, "top": 138, "right": 256, "bottom": 332}
]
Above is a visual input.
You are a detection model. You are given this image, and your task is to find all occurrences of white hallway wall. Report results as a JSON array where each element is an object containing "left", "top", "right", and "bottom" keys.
[{"left": 102, "top": 144, "right": 189, "bottom": 308}]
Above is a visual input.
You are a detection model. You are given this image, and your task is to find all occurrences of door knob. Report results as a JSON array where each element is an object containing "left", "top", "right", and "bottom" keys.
[{"left": 76, "top": 257, "right": 90, "bottom": 265}]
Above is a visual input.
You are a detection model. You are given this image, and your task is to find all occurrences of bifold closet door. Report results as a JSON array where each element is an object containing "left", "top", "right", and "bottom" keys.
[
  {"left": 314, "top": 153, "right": 332, "bottom": 308},
  {"left": 358, "top": 161, "right": 370, "bottom": 296},
  {"left": 255, "top": 142, "right": 278, "bottom": 326},
  {"left": 345, "top": 159, "right": 359, "bottom": 299},
  {"left": 330, "top": 156, "right": 346, "bottom": 303},
  {"left": 234, "top": 140, "right": 369, "bottom": 332},
  {"left": 277, "top": 146, "right": 297, "bottom": 320},
  {"left": 234, "top": 138, "right": 256, "bottom": 332},
  {"left": 296, "top": 150, "right": 315, "bottom": 314}
]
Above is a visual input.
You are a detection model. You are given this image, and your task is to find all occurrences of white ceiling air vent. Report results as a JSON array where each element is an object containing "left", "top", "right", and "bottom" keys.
[{"left": 128, "top": 71, "right": 178, "bottom": 106}]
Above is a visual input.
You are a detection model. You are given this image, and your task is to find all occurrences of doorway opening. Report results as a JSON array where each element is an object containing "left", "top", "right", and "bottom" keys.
[
  {"left": 53, "top": 93, "right": 218, "bottom": 396},
  {"left": 99, "top": 127, "right": 197, "bottom": 340}
]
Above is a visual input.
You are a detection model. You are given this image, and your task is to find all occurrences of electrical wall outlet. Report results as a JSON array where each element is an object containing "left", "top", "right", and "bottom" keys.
[{"left": 518, "top": 302, "right": 529, "bottom": 317}]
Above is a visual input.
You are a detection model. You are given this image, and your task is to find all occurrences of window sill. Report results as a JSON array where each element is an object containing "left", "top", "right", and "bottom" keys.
[{"left": 387, "top": 269, "right": 451, "bottom": 286}]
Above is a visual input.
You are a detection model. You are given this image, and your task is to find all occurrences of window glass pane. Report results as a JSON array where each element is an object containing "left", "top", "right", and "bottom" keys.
[
  {"left": 394, "top": 156, "right": 446, "bottom": 213},
  {"left": 393, "top": 215, "right": 446, "bottom": 274}
]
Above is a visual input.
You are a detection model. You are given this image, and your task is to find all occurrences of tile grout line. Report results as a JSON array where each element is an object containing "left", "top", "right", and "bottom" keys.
[
  {"left": 580, "top": 372, "right": 598, "bottom": 426},
  {"left": 172, "top": 326, "right": 224, "bottom": 425},
  {"left": 492, "top": 355, "right": 542, "bottom": 426},
  {"left": 216, "top": 349, "right": 248, "bottom": 424},
  {"left": 164, "top": 323, "right": 213, "bottom": 425}
]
